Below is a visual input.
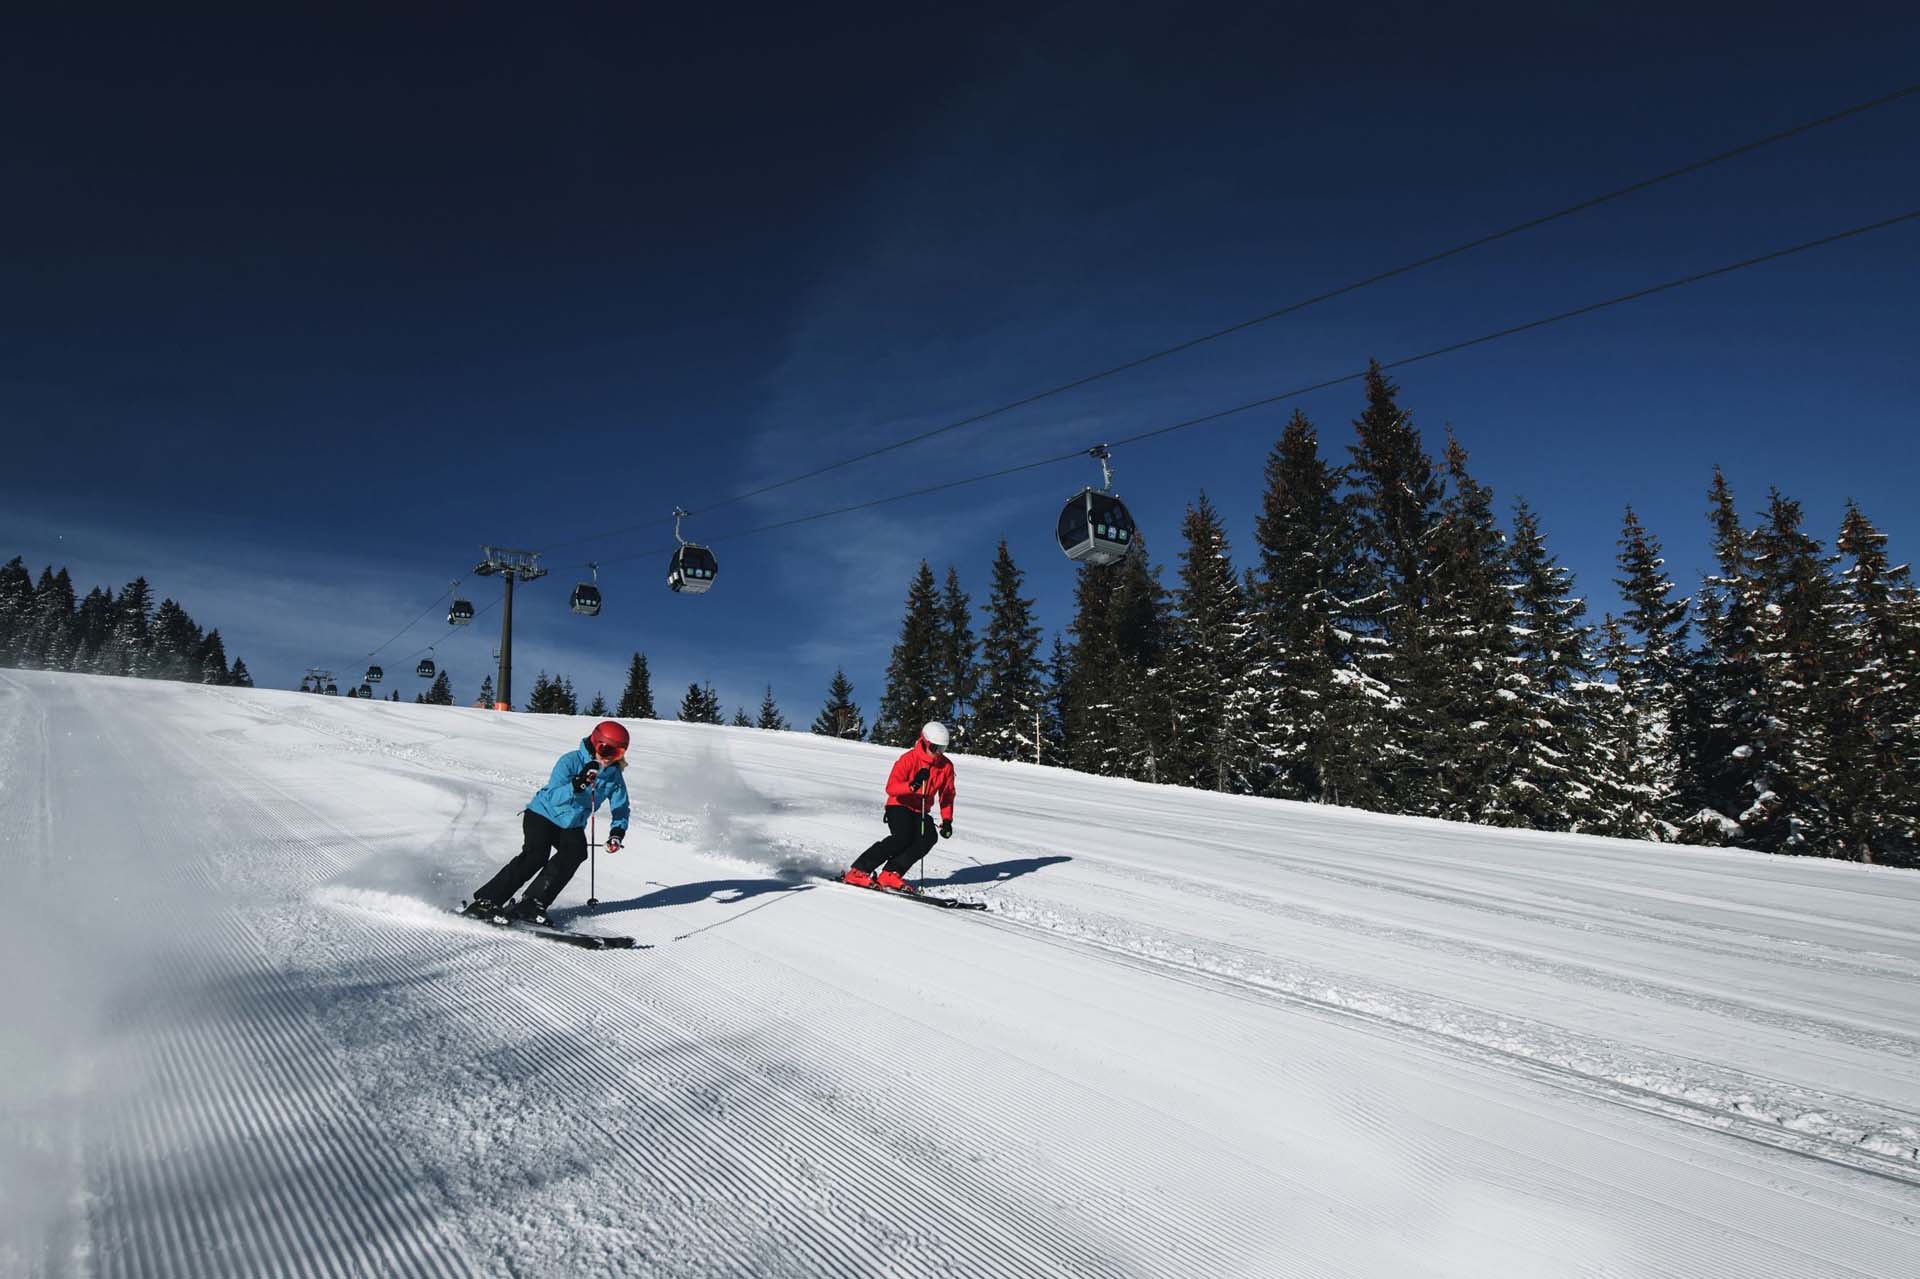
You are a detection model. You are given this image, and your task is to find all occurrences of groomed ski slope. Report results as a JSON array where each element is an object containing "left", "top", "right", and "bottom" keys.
[{"left": 3, "top": 670, "right": 1919, "bottom": 1278}]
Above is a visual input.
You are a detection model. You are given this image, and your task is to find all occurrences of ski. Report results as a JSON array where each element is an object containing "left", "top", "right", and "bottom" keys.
[
  {"left": 455, "top": 906, "right": 645, "bottom": 950},
  {"left": 836, "top": 881, "right": 988, "bottom": 911},
  {"left": 887, "top": 890, "right": 987, "bottom": 911},
  {"left": 502, "top": 918, "right": 644, "bottom": 949}
]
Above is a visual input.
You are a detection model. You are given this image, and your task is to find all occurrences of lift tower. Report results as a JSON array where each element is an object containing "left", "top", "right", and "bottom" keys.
[{"left": 472, "top": 547, "right": 546, "bottom": 711}]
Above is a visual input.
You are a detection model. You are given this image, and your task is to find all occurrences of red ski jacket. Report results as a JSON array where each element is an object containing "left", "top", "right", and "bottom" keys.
[{"left": 883, "top": 737, "right": 956, "bottom": 820}]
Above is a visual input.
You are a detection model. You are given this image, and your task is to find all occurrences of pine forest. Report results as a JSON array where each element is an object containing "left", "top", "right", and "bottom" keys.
[{"left": 863, "top": 363, "right": 1920, "bottom": 866}]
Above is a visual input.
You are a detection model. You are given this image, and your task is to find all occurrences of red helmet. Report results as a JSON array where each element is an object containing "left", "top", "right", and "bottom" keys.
[{"left": 588, "top": 719, "right": 630, "bottom": 762}]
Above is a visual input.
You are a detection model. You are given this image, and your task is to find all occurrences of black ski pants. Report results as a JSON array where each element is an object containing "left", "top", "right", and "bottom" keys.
[
  {"left": 475, "top": 810, "right": 589, "bottom": 907},
  {"left": 852, "top": 805, "right": 939, "bottom": 877}
]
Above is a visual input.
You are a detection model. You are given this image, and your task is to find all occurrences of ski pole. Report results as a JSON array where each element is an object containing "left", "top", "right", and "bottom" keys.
[
  {"left": 587, "top": 792, "right": 599, "bottom": 910},
  {"left": 918, "top": 774, "right": 930, "bottom": 890}
]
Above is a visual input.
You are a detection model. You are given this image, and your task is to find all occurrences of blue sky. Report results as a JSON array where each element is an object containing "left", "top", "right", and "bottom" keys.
[{"left": 4, "top": 4, "right": 1917, "bottom": 722}]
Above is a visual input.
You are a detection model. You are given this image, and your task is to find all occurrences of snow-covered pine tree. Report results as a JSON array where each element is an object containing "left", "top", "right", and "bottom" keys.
[
  {"left": 477, "top": 673, "right": 495, "bottom": 709},
  {"left": 873, "top": 561, "right": 946, "bottom": 746},
  {"left": 428, "top": 671, "right": 456, "bottom": 705},
  {"left": 1505, "top": 499, "right": 1595, "bottom": 830},
  {"left": 586, "top": 691, "right": 609, "bottom": 716},
  {"left": 616, "top": 652, "right": 657, "bottom": 719},
  {"left": 148, "top": 597, "right": 203, "bottom": 682},
  {"left": 1612, "top": 506, "right": 1692, "bottom": 835},
  {"left": 1247, "top": 410, "right": 1379, "bottom": 805},
  {"left": 1832, "top": 503, "right": 1920, "bottom": 863},
  {"left": 756, "top": 685, "right": 788, "bottom": 730},
  {"left": 939, "top": 566, "right": 979, "bottom": 744},
  {"left": 1739, "top": 488, "right": 1845, "bottom": 854},
  {"left": 676, "top": 682, "right": 703, "bottom": 721},
  {"left": 1584, "top": 616, "right": 1671, "bottom": 839},
  {"left": 1114, "top": 544, "right": 1173, "bottom": 782},
  {"left": 12, "top": 565, "right": 49, "bottom": 667},
  {"left": 229, "top": 658, "right": 254, "bottom": 688},
  {"left": 103, "top": 577, "right": 155, "bottom": 677},
  {"left": 51, "top": 570, "right": 82, "bottom": 670},
  {"left": 195, "top": 629, "right": 230, "bottom": 684},
  {"left": 1044, "top": 634, "right": 1071, "bottom": 765},
  {"left": 25, "top": 568, "right": 78, "bottom": 671},
  {"left": 1690, "top": 469, "right": 1767, "bottom": 845},
  {"left": 677, "top": 681, "right": 723, "bottom": 724},
  {"left": 811, "top": 668, "right": 867, "bottom": 739},
  {"left": 17, "top": 568, "right": 48, "bottom": 668},
  {"left": 730, "top": 706, "right": 753, "bottom": 727},
  {"left": 1165, "top": 493, "right": 1256, "bottom": 792},
  {"left": 1423, "top": 433, "right": 1530, "bottom": 826},
  {"left": 1891, "top": 577, "right": 1920, "bottom": 862},
  {"left": 1066, "top": 543, "right": 1170, "bottom": 780},
  {"left": 74, "top": 587, "right": 115, "bottom": 671},
  {"left": 1064, "top": 561, "right": 1122, "bottom": 775},
  {"left": 972, "top": 540, "right": 1046, "bottom": 761},
  {"left": 0, "top": 557, "right": 32, "bottom": 665},
  {"left": 1343, "top": 363, "right": 1445, "bottom": 814},
  {"left": 531, "top": 672, "right": 575, "bottom": 714}
]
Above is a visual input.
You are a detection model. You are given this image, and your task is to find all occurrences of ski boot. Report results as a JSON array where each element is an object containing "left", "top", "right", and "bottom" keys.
[
  {"left": 462, "top": 897, "right": 508, "bottom": 921},
  {"left": 509, "top": 898, "right": 557, "bottom": 928},
  {"left": 841, "top": 867, "right": 875, "bottom": 888},
  {"left": 875, "top": 870, "right": 918, "bottom": 894}
]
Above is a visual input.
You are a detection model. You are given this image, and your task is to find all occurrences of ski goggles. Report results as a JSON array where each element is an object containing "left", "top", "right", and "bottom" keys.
[{"left": 594, "top": 741, "right": 626, "bottom": 762}]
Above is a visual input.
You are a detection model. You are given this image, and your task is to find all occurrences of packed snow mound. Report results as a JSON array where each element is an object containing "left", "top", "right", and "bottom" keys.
[{"left": 4, "top": 669, "right": 1919, "bottom": 1278}]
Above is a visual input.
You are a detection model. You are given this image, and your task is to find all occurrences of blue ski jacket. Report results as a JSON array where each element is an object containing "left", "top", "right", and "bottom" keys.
[{"left": 527, "top": 740, "right": 631, "bottom": 837}]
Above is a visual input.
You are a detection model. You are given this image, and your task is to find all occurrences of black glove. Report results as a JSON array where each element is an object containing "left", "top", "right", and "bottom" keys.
[
  {"left": 939, "top": 819, "right": 953, "bottom": 839},
  {"left": 606, "top": 829, "right": 625, "bottom": 854},
  {"left": 910, "top": 767, "right": 930, "bottom": 788},
  {"left": 572, "top": 764, "right": 600, "bottom": 793}
]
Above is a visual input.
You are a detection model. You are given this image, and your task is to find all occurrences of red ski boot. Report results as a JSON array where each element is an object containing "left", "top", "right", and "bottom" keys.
[
  {"left": 841, "top": 867, "right": 875, "bottom": 888},
  {"left": 875, "top": 870, "right": 918, "bottom": 894}
]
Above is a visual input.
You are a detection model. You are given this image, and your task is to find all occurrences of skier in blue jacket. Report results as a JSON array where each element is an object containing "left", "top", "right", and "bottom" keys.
[{"left": 466, "top": 720, "right": 632, "bottom": 926}]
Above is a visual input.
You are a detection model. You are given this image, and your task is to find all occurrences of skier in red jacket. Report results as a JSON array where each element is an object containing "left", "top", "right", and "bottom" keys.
[{"left": 842, "top": 721, "right": 956, "bottom": 892}]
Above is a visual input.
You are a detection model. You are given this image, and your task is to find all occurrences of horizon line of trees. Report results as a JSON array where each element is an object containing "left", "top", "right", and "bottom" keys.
[
  {"left": 518, "top": 651, "right": 871, "bottom": 746},
  {"left": 0, "top": 557, "right": 254, "bottom": 688},
  {"left": 519, "top": 654, "right": 799, "bottom": 734}
]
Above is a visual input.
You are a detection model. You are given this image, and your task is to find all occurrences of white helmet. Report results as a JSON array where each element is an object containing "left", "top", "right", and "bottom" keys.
[{"left": 921, "top": 721, "right": 950, "bottom": 749}]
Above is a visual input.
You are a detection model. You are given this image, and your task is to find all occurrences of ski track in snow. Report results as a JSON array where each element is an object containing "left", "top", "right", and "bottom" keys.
[
  {"left": 944, "top": 874, "right": 1920, "bottom": 1175},
  {"left": 4, "top": 670, "right": 1920, "bottom": 1277}
]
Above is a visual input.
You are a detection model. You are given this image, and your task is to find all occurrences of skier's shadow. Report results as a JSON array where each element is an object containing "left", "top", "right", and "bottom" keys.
[
  {"left": 559, "top": 877, "right": 807, "bottom": 919},
  {"left": 926, "top": 855, "right": 1071, "bottom": 889}
]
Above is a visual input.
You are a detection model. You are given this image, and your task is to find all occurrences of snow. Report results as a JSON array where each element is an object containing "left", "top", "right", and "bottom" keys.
[
  {"left": 4, "top": 668, "right": 1920, "bottom": 1277},
  {"left": 1691, "top": 808, "right": 1747, "bottom": 839}
]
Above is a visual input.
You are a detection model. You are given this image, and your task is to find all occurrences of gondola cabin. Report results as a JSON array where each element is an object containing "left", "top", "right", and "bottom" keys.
[
  {"left": 570, "top": 582, "right": 602, "bottom": 616},
  {"left": 668, "top": 545, "right": 718, "bottom": 594},
  {"left": 416, "top": 659, "right": 436, "bottom": 679},
  {"left": 357, "top": 684, "right": 372, "bottom": 698},
  {"left": 365, "top": 665, "right": 383, "bottom": 684},
  {"left": 1056, "top": 488, "right": 1137, "bottom": 566},
  {"left": 448, "top": 599, "right": 475, "bottom": 626},
  {"left": 325, "top": 682, "right": 340, "bottom": 696}
]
